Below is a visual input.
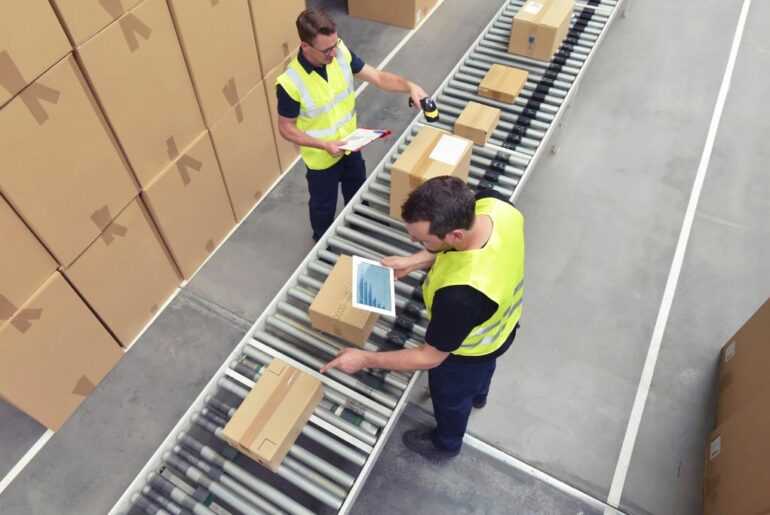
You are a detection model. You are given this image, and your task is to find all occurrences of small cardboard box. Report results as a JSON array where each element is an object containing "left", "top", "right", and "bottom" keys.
[
  {"left": 76, "top": 0, "right": 205, "bottom": 188},
  {"left": 309, "top": 255, "right": 379, "bottom": 346},
  {"left": 210, "top": 80, "right": 282, "bottom": 221},
  {"left": 0, "top": 54, "right": 138, "bottom": 267},
  {"left": 0, "top": 0, "right": 71, "bottom": 108},
  {"left": 141, "top": 131, "right": 236, "bottom": 280},
  {"left": 222, "top": 359, "right": 323, "bottom": 472},
  {"left": 478, "top": 64, "right": 529, "bottom": 104},
  {"left": 454, "top": 101, "right": 501, "bottom": 146},
  {"left": 64, "top": 198, "right": 181, "bottom": 347},
  {"left": 264, "top": 54, "right": 301, "bottom": 172},
  {"left": 167, "top": 0, "right": 262, "bottom": 127},
  {"left": 348, "top": 0, "right": 437, "bottom": 29},
  {"left": 389, "top": 126, "right": 473, "bottom": 220},
  {"left": 249, "top": 0, "right": 305, "bottom": 77},
  {"left": 716, "top": 297, "right": 770, "bottom": 424},
  {"left": 0, "top": 272, "right": 123, "bottom": 431},
  {"left": 49, "top": 0, "right": 144, "bottom": 47},
  {"left": 703, "top": 384, "right": 770, "bottom": 515},
  {"left": 509, "top": 0, "right": 574, "bottom": 62}
]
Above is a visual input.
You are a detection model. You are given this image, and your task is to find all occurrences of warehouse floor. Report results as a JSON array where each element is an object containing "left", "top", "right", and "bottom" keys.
[{"left": 2, "top": 0, "right": 769, "bottom": 513}]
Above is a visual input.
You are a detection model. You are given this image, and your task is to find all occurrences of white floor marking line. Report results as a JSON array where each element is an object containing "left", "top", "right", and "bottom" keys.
[{"left": 0, "top": 430, "right": 54, "bottom": 497}]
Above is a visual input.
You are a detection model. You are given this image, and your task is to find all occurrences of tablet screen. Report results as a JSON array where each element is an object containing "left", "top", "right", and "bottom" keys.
[{"left": 351, "top": 255, "right": 396, "bottom": 317}]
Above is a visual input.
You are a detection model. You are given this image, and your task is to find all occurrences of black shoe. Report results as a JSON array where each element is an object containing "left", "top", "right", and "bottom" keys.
[
  {"left": 472, "top": 397, "right": 487, "bottom": 409},
  {"left": 402, "top": 429, "right": 460, "bottom": 460}
]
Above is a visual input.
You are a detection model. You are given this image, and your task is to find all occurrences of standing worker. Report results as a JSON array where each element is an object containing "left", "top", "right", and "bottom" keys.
[
  {"left": 276, "top": 8, "right": 430, "bottom": 242},
  {"left": 321, "top": 176, "right": 525, "bottom": 459}
]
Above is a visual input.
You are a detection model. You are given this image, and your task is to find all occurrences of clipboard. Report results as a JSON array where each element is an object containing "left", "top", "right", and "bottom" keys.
[{"left": 339, "top": 127, "right": 392, "bottom": 152}]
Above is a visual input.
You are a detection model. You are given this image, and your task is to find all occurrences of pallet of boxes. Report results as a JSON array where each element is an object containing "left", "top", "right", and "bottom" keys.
[
  {"left": 703, "top": 298, "right": 770, "bottom": 515},
  {"left": 0, "top": 0, "right": 305, "bottom": 431}
]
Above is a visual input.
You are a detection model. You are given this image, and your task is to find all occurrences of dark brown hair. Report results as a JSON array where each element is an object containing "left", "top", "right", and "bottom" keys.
[
  {"left": 296, "top": 9, "right": 338, "bottom": 44},
  {"left": 402, "top": 176, "right": 476, "bottom": 238}
]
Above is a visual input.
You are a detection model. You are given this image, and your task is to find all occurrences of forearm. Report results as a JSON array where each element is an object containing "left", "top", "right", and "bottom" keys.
[
  {"left": 368, "top": 69, "right": 415, "bottom": 94},
  {"left": 365, "top": 346, "right": 442, "bottom": 371},
  {"left": 409, "top": 249, "right": 437, "bottom": 271},
  {"left": 278, "top": 120, "right": 327, "bottom": 150}
]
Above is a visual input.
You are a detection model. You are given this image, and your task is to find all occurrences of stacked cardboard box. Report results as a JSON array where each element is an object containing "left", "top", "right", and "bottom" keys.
[{"left": 348, "top": 0, "right": 437, "bottom": 29}]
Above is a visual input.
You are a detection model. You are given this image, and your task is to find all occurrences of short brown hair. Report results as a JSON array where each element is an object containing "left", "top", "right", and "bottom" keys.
[
  {"left": 402, "top": 176, "right": 476, "bottom": 238},
  {"left": 296, "top": 9, "right": 338, "bottom": 44}
]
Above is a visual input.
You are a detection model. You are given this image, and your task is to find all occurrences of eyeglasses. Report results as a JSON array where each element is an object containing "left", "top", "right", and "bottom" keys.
[{"left": 309, "top": 38, "right": 341, "bottom": 57}]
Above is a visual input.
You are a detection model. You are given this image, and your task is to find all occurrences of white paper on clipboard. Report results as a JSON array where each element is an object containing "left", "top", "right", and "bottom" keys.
[{"left": 351, "top": 255, "right": 396, "bottom": 317}]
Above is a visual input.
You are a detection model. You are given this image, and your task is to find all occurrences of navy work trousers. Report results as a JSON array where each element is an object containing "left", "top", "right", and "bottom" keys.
[{"left": 305, "top": 151, "right": 366, "bottom": 241}]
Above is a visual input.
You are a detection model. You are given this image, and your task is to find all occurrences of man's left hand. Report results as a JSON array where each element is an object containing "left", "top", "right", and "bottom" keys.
[{"left": 320, "top": 347, "right": 369, "bottom": 374}]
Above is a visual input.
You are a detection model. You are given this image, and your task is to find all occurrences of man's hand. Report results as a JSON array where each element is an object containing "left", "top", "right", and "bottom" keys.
[
  {"left": 322, "top": 140, "right": 345, "bottom": 158},
  {"left": 320, "top": 347, "right": 370, "bottom": 374},
  {"left": 409, "top": 85, "right": 429, "bottom": 113},
  {"left": 381, "top": 255, "right": 416, "bottom": 279}
]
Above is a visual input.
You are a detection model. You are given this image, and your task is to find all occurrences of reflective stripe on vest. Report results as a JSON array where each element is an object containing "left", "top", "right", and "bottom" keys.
[
  {"left": 423, "top": 197, "right": 525, "bottom": 357},
  {"left": 275, "top": 40, "right": 357, "bottom": 170}
]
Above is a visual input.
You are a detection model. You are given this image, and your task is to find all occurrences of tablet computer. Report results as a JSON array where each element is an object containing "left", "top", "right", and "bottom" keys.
[{"left": 351, "top": 255, "right": 396, "bottom": 317}]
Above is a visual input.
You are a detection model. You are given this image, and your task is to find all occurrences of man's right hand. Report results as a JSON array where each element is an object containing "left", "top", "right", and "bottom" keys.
[
  {"left": 322, "top": 140, "right": 345, "bottom": 158},
  {"left": 381, "top": 255, "right": 416, "bottom": 279}
]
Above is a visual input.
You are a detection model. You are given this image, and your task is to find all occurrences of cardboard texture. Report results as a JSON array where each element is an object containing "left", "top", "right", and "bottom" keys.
[
  {"left": 264, "top": 54, "right": 301, "bottom": 172},
  {"left": 478, "top": 64, "right": 529, "bottom": 104},
  {"left": 0, "top": 196, "right": 57, "bottom": 326},
  {"left": 64, "top": 198, "right": 181, "bottom": 347},
  {"left": 0, "top": 0, "right": 71, "bottom": 108},
  {"left": 389, "top": 126, "right": 473, "bottom": 220},
  {"left": 167, "top": 0, "right": 262, "bottom": 127},
  {"left": 210, "top": 81, "right": 282, "bottom": 221},
  {"left": 49, "top": 0, "right": 144, "bottom": 47},
  {"left": 716, "top": 297, "right": 770, "bottom": 424},
  {"left": 0, "top": 272, "right": 123, "bottom": 431},
  {"left": 508, "top": 0, "right": 574, "bottom": 61},
  {"left": 308, "top": 255, "right": 380, "bottom": 346},
  {"left": 703, "top": 384, "right": 770, "bottom": 515},
  {"left": 348, "top": 0, "right": 437, "bottom": 29},
  {"left": 141, "top": 131, "right": 236, "bottom": 280},
  {"left": 76, "top": 0, "right": 205, "bottom": 188},
  {"left": 454, "top": 101, "right": 502, "bottom": 146},
  {"left": 249, "top": 0, "right": 305, "bottom": 77},
  {"left": 222, "top": 359, "right": 323, "bottom": 472},
  {"left": 0, "top": 55, "right": 138, "bottom": 267}
]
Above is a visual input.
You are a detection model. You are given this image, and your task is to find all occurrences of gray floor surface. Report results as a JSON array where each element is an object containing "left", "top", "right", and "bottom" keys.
[{"left": 2, "top": 0, "right": 769, "bottom": 513}]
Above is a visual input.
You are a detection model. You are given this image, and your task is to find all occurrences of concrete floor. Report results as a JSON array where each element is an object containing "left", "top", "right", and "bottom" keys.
[{"left": 2, "top": 0, "right": 769, "bottom": 513}]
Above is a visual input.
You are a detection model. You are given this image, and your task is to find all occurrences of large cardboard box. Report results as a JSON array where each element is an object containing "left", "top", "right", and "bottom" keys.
[
  {"left": 348, "top": 0, "right": 437, "bottom": 29},
  {"left": 263, "top": 55, "right": 301, "bottom": 172},
  {"left": 222, "top": 359, "right": 323, "bottom": 472},
  {"left": 141, "top": 131, "right": 236, "bottom": 280},
  {"left": 389, "top": 126, "right": 473, "bottom": 220},
  {"left": 509, "top": 0, "right": 574, "bottom": 62},
  {"left": 454, "top": 101, "right": 501, "bottom": 146},
  {"left": 167, "top": 0, "right": 262, "bottom": 127},
  {"left": 49, "top": 0, "right": 144, "bottom": 47},
  {"left": 0, "top": 55, "right": 138, "bottom": 267},
  {"left": 64, "top": 198, "right": 181, "bottom": 347},
  {"left": 716, "top": 297, "right": 770, "bottom": 424},
  {"left": 0, "top": 0, "right": 71, "bottom": 108},
  {"left": 0, "top": 272, "right": 123, "bottom": 431},
  {"left": 76, "top": 0, "right": 205, "bottom": 188},
  {"left": 703, "top": 384, "right": 770, "bottom": 515},
  {"left": 210, "top": 81, "right": 282, "bottom": 221},
  {"left": 478, "top": 64, "right": 529, "bottom": 104},
  {"left": 0, "top": 196, "right": 57, "bottom": 326},
  {"left": 248, "top": 0, "right": 305, "bottom": 77},
  {"left": 309, "top": 255, "right": 380, "bottom": 346}
]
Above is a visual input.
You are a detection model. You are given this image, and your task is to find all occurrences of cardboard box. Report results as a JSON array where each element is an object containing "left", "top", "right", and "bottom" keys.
[
  {"left": 222, "top": 359, "right": 323, "bottom": 472},
  {"left": 263, "top": 54, "right": 301, "bottom": 172},
  {"left": 454, "top": 101, "right": 501, "bottom": 146},
  {"left": 76, "top": 0, "right": 205, "bottom": 188},
  {"left": 0, "top": 0, "right": 71, "bottom": 108},
  {"left": 141, "top": 131, "right": 236, "bottom": 280},
  {"left": 478, "top": 64, "right": 529, "bottom": 104},
  {"left": 716, "top": 297, "right": 770, "bottom": 424},
  {"left": 0, "top": 55, "right": 138, "bottom": 267},
  {"left": 308, "top": 255, "right": 380, "bottom": 346},
  {"left": 249, "top": 0, "right": 305, "bottom": 77},
  {"left": 49, "top": 0, "right": 144, "bottom": 47},
  {"left": 64, "top": 198, "right": 181, "bottom": 347},
  {"left": 0, "top": 272, "right": 123, "bottom": 431},
  {"left": 167, "top": 0, "right": 262, "bottom": 127},
  {"left": 509, "top": 0, "right": 574, "bottom": 61},
  {"left": 703, "top": 384, "right": 770, "bottom": 515},
  {"left": 389, "top": 126, "right": 473, "bottom": 220},
  {"left": 210, "top": 81, "right": 282, "bottom": 221},
  {"left": 348, "top": 0, "right": 437, "bottom": 29}
]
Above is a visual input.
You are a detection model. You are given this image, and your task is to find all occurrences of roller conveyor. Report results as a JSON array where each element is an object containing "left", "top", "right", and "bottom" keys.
[{"left": 111, "top": 0, "right": 626, "bottom": 513}]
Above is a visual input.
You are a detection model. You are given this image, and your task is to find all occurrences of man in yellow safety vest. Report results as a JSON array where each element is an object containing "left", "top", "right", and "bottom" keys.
[
  {"left": 276, "top": 9, "right": 429, "bottom": 241},
  {"left": 321, "top": 176, "right": 525, "bottom": 459}
]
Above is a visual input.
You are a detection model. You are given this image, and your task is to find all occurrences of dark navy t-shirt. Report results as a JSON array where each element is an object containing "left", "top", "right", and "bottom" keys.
[{"left": 276, "top": 48, "right": 365, "bottom": 119}]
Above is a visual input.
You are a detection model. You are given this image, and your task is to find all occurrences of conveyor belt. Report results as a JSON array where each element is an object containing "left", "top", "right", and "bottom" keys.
[{"left": 112, "top": 1, "right": 625, "bottom": 513}]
